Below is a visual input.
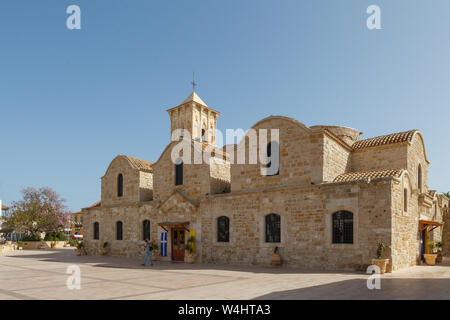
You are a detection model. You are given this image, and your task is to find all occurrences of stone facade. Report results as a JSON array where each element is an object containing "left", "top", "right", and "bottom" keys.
[{"left": 83, "top": 91, "right": 447, "bottom": 271}]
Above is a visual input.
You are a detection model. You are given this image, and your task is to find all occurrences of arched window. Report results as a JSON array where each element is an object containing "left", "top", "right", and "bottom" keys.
[
  {"left": 143, "top": 220, "right": 150, "bottom": 241},
  {"left": 418, "top": 165, "right": 422, "bottom": 193},
  {"left": 117, "top": 174, "right": 123, "bottom": 197},
  {"left": 404, "top": 188, "right": 408, "bottom": 212},
  {"left": 116, "top": 221, "right": 123, "bottom": 240},
  {"left": 265, "top": 214, "right": 281, "bottom": 243},
  {"left": 217, "top": 216, "right": 230, "bottom": 242},
  {"left": 175, "top": 159, "right": 183, "bottom": 186},
  {"left": 93, "top": 222, "right": 99, "bottom": 240},
  {"left": 201, "top": 128, "right": 206, "bottom": 141},
  {"left": 332, "top": 211, "right": 353, "bottom": 244},
  {"left": 264, "top": 141, "right": 279, "bottom": 176}
]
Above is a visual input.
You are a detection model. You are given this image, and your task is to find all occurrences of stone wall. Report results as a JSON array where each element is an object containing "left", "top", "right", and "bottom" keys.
[
  {"left": 209, "top": 157, "right": 231, "bottom": 194},
  {"left": 391, "top": 174, "right": 420, "bottom": 270},
  {"left": 407, "top": 133, "right": 429, "bottom": 193},
  {"left": 101, "top": 156, "right": 141, "bottom": 206},
  {"left": 352, "top": 144, "right": 408, "bottom": 173},
  {"left": 152, "top": 142, "right": 211, "bottom": 202},
  {"left": 85, "top": 178, "right": 397, "bottom": 271},
  {"left": 230, "top": 117, "right": 325, "bottom": 192},
  {"left": 139, "top": 171, "right": 153, "bottom": 201},
  {"left": 322, "top": 134, "right": 351, "bottom": 182}
]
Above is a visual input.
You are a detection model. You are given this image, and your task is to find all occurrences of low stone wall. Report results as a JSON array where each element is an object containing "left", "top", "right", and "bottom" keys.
[
  {"left": 0, "top": 243, "right": 18, "bottom": 254},
  {"left": 22, "top": 241, "right": 67, "bottom": 249}
]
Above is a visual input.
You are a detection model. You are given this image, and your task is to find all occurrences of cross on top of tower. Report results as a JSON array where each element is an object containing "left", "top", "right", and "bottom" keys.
[{"left": 191, "top": 72, "right": 196, "bottom": 92}]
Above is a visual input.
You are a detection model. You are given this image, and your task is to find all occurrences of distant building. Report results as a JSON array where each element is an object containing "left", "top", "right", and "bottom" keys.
[
  {"left": 71, "top": 201, "right": 100, "bottom": 238},
  {"left": 0, "top": 203, "right": 23, "bottom": 241},
  {"left": 1, "top": 204, "right": 10, "bottom": 234},
  {"left": 71, "top": 212, "right": 83, "bottom": 237}
]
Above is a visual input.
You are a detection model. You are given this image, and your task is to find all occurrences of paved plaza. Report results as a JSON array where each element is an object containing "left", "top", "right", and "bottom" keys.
[{"left": 0, "top": 248, "right": 449, "bottom": 300}]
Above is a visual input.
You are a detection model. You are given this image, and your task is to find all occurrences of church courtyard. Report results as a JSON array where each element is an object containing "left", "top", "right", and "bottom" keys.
[{"left": 0, "top": 248, "right": 449, "bottom": 300}]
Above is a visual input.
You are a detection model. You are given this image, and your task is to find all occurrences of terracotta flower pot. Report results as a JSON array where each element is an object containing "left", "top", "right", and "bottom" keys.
[
  {"left": 424, "top": 254, "right": 437, "bottom": 266},
  {"left": 371, "top": 259, "right": 389, "bottom": 274},
  {"left": 271, "top": 253, "right": 281, "bottom": 266},
  {"left": 101, "top": 248, "right": 107, "bottom": 255},
  {"left": 76, "top": 249, "right": 82, "bottom": 256},
  {"left": 152, "top": 250, "right": 159, "bottom": 261},
  {"left": 186, "top": 253, "right": 195, "bottom": 264}
]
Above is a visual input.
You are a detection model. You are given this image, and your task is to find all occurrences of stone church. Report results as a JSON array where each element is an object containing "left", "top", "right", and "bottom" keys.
[{"left": 83, "top": 91, "right": 449, "bottom": 271}]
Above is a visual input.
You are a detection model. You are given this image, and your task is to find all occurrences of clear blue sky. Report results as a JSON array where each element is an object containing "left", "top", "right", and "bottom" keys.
[{"left": 1, "top": 0, "right": 449, "bottom": 212}]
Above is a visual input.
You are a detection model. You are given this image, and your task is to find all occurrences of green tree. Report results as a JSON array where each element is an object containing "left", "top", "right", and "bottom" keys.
[
  {"left": 5, "top": 187, "right": 70, "bottom": 236},
  {"left": 443, "top": 191, "right": 450, "bottom": 199}
]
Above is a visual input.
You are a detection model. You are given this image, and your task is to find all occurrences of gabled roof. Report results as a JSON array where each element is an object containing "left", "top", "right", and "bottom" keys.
[
  {"left": 333, "top": 169, "right": 404, "bottom": 183},
  {"left": 124, "top": 155, "right": 153, "bottom": 173},
  {"left": 352, "top": 130, "right": 418, "bottom": 150}
]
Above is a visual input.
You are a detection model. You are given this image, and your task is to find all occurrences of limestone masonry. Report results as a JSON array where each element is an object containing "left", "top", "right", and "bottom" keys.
[{"left": 83, "top": 91, "right": 449, "bottom": 271}]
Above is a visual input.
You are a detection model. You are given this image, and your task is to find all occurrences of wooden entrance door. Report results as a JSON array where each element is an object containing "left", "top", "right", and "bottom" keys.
[{"left": 171, "top": 228, "right": 185, "bottom": 261}]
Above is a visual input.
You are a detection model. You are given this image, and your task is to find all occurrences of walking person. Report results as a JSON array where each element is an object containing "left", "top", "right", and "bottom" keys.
[{"left": 142, "top": 238, "right": 154, "bottom": 266}]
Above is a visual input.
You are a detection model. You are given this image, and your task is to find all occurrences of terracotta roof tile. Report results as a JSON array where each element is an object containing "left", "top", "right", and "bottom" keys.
[
  {"left": 88, "top": 201, "right": 101, "bottom": 208},
  {"left": 124, "top": 156, "right": 153, "bottom": 173},
  {"left": 1, "top": 204, "right": 9, "bottom": 210},
  {"left": 352, "top": 130, "right": 417, "bottom": 150},
  {"left": 193, "top": 141, "right": 229, "bottom": 160},
  {"left": 334, "top": 169, "right": 404, "bottom": 183}
]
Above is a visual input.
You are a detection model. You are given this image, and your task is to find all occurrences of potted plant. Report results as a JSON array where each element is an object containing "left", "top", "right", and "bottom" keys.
[
  {"left": 151, "top": 241, "right": 160, "bottom": 261},
  {"left": 371, "top": 242, "right": 389, "bottom": 274},
  {"left": 76, "top": 242, "right": 84, "bottom": 256},
  {"left": 436, "top": 241, "right": 443, "bottom": 263},
  {"left": 424, "top": 241, "right": 438, "bottom": 266},
  {"left": 185, "top": 235, "right": 196, "bottom": 264},
  {"left": 101, "top": 242, "right": 109, "bottom": 255},
  {"left": 17, "top": 241, "right": 24, "bottom": 250},
  {"left": 271, "top": 246, "right": 281, "bottom": 266}
]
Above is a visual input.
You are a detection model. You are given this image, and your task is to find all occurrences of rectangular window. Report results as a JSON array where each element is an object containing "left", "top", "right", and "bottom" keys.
[{"left": 404, "top": 189, "right": 408, "bottom": 212}]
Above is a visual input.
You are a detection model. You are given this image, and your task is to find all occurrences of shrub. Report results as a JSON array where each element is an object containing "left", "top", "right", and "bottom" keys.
[
  {"left": 151, "top": 241, "right": 159, "bottom": 251},
  {"left": 44, "top": 231, "right": 67, "bottom": 241},
  {"left": 22, "top": 234, "right": 41, "bottom": 241},
  {"left": 376, "top": 242, "right": 386, "bottom": 259},
  {"left": 68, "top": 238, "right": 78, "bottom": 247},
  {"left": 17, "top": 241, "right": 24, "bottom": 247},
  {"left": 185, "top": 235, "right": 195, "bottom": 254}
]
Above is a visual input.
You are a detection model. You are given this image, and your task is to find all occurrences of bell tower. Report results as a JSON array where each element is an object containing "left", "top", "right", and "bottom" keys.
[{"left": 166, "top": 91, "right": 220, "bottom": 146}]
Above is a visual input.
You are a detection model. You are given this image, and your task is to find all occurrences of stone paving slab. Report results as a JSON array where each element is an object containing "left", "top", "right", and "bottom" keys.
[{"left": 0, "top": 248, "right": 449, "bottom": 300}]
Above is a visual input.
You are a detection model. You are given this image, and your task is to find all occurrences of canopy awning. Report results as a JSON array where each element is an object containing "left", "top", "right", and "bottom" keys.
[
  {"left": 419, "top": 220, "right": 442, "bottom": 232},
  {"left": 157, "top": 221, "right": 190, "bottom": 232}
]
